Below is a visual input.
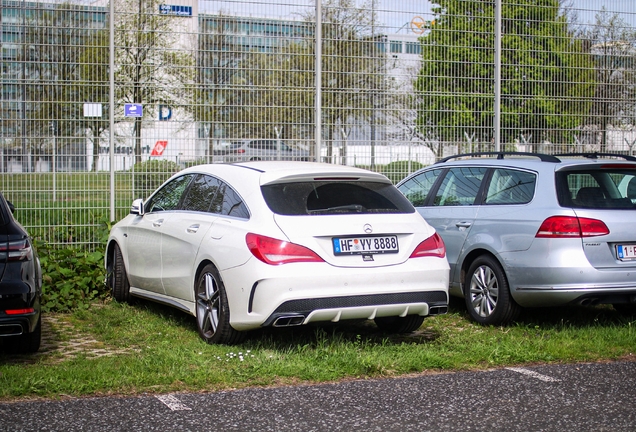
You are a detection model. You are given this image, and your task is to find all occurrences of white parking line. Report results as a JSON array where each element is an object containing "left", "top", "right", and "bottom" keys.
[
  {"left": 155, "top": 394, "right": 192, "bottom": 411},
  {"left": 506, "top": 367, "right": 561, "bottom": 382}
]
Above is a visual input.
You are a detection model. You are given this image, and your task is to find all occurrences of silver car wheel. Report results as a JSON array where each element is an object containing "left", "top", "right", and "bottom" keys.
[
  {"left": 469, "top": 264, "right": 499, "bottom": 318},
  {"left": 196, "top": 272, "right": 220, "bottom": 339},
  {"left": 194, "top": 264, "right": 245, "bottom": 345},
  {"left": 465, "top": 255, "right": 520, "bottom": 325}
]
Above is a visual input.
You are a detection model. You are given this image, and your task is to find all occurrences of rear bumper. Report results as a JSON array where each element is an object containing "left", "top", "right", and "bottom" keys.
[
  {"left": 0, "top": 282, "right": 41, "bottom": 336},
  {"left": 512, "top": 283, "right": 636, "bottom": 307},
  {"left": 0, "top": 312, "right": 39, "bottom": 336},
  {"left": 501, "top": 248, "right": 636, "bottom": 307},
  {"left": 262, "top": 290, "right": 448, "bottom": 327},
  {"left": 221, "top": 256, "right": 450, "bottom": 331}
]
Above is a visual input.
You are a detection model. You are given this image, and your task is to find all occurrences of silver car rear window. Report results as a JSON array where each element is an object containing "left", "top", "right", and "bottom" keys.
[
  {"left": 261, "top": 181, "right": 416, "bottom": 215},
  {"left": 557, "top": 167, "right": 636, "bottom": 209}
]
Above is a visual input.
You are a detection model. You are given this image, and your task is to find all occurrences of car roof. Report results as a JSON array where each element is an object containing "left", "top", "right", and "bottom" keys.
[
  {"left": 179, "top": 161, "right": 392, "bottom": 186},
  {"left": 431, "top": 152, "right": 636, "bottom": 171}
]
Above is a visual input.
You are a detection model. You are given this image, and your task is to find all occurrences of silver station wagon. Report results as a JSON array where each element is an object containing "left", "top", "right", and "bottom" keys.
[{"left": 397, "top": 152, "right": 636, "bottom": 325}]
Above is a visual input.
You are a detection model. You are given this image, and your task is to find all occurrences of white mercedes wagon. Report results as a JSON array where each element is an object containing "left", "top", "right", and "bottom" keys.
[{"left": 105, "top": 162, "right": 450, "bottom": 344}]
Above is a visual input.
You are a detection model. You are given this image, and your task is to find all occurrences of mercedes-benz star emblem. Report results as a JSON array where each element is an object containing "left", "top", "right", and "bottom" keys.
[{"left": 363, "top": 224, "right": 373, "bottom": 234}]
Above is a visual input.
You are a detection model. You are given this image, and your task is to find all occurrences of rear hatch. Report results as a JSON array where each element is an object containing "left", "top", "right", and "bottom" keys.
[
  {"left": 261, "top": 176, "right": 435, "bottom": 268},
  {"left": 556, "top": 163, "right": 636, "bottom": 269},
  {"left": 273, "top": 212, "right": 432, "bottom": 267}
]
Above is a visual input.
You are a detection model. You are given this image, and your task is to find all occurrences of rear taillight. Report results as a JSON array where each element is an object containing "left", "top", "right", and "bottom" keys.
[
  {"left": 0, "top": 239, "right": 32, "bottom": 261},
  {"left": 410, "top": 232, "right": 446, "bottom": 258},
  {"left": 235, "top": 149, "right": 245, "bottom": 154},
  {"left": 246, "top": 233, "right": 324, "bottom": 265},
  {"left": 536, "top": 216, "right": 610, "bottom": 238},
  {"left": 5, "top": 308, "right": 35, "bottom": 315}
]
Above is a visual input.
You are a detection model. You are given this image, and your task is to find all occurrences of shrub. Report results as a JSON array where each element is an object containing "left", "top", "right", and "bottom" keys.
[
  {"left": 39, "top": 246, "right": 108, "bottom": 312},
  {"left": 36, "top": 219, "right": 112, "bottom": 312}
]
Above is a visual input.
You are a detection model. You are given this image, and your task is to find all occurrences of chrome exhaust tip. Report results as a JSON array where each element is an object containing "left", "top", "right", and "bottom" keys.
[
  {"left": 272, "top": 315, "right": 305, "bottom": 327},
  {"left": 429, "top": 306, "right": 448, "bottom": 316},
  {"left": 0, "top": 324, "right": 24, "bottom": 336}
]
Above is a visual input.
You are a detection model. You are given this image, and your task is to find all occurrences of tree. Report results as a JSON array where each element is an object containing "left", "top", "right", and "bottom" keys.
[
  {"left": 417, "top": 0, "right": 596, "bottom": 152},
  {"left": 22, "top": 2, "right": 101, "bottom": 171},
  {"left": 114, "top": 0, "right": 194, "bottom": 165},
  {"left": 233, "top": 0, "right": 387, "bottom": 161},
  {"left": 583, "top": 8, "right": 636, "bottom": 152},
  {"left": 318, "top": 0, "right": 387, "bottom": 161},
  {"left": 237, "top": 40, "right": 315, "bottom": 141},
  {"left": 79, "top": 30, "right": 110, "bottom": 172},
  {"left": 193, "top": 14, "right": 246, "bottom": 156}
]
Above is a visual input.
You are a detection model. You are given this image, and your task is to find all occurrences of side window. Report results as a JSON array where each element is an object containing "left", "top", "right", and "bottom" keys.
[
  {"left": 397, "top": 169, "right": 442, "bottom": 207},
  {"left": 485, "top": 169, "right": 536, "bottom": 205},
  {"left": 220, "top": 184, "right": 250, "bottom": 218},
  {"left": 211, "top": 181, "right": 249, "bottom": 218},
  {"left": 145, "top": 174, "right": 193, "bottom": 213},
  {"left": 433, "top": 167, "right": 486, "bottom": 206},
  {"left": 181, "top": 174, "right": 221, "bottom": 212}
]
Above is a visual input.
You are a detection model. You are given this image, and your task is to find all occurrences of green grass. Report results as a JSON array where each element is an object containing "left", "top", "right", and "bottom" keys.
[
  {"left": 1, "top": 298, "right": 634, "bottom": 401},
  {"left": 1, "top": 171, "right": 169, "bottom": 248}
]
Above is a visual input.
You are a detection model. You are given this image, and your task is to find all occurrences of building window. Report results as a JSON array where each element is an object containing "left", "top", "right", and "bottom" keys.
[
  {"left": 405, "top": 42, "right": 421, "bottom": 55},
  {"left": 390, "top": 41, "right": 402, "bottom": 53}
]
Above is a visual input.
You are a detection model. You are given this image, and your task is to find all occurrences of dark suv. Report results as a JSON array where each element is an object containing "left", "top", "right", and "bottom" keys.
[
  {"left": 397, "top": 152, "right": 636, "bottom": 325},
  {"left": 0, "top": 193, "right": 42, "bottom": 353}
]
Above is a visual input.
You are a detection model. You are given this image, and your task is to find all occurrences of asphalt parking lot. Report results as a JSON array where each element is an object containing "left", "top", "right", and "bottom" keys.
[{"left": 1, "top": 361, "right": 635, "bottom": 431}]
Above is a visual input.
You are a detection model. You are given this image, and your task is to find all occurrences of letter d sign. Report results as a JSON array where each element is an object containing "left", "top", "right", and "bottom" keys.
[{"left": 159, "top": 105, "right": 172, "bottom": 121}]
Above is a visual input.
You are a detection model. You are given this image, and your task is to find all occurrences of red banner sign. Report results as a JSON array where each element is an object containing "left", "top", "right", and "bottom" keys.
[{"left": 151, "top": 140, "right": 168, "bottom": 156}]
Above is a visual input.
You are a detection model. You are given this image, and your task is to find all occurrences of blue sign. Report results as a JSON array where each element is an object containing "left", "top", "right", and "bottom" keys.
[
  {"left": 159, "top": 4, "right": 192, "bottom": 16},
  {"left": 125, "top": 104, "right": 143, "bottom": 117},
  {"left": 158, "top": 105, "right": 172, "bottom": 121}
]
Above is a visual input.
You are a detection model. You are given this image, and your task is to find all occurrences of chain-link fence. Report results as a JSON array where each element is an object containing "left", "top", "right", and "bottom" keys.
[{"left": 1, "top": 0, "right": 635, "bottom": 248}]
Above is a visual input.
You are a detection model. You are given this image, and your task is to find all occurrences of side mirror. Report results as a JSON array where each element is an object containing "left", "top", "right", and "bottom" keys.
[
  {"left": 130, "top": 198, "right": 145, "bottom": 216},
  {"left": 7, "top": 200, "right": 15, "bottom": 215}
]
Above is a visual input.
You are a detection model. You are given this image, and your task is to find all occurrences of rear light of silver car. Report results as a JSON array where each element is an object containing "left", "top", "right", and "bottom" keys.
[
  {"left": 409, "top": 232, "right": 446, "bottom": 258},
  {"left": 0, "top": 239, "right": 32, "bottom": 261},
  {"left": 246, "top": 233, "right": 324, "bottom": 265},
  {"left": 535, "top": 216, "right": 610, "bottom": 238}
]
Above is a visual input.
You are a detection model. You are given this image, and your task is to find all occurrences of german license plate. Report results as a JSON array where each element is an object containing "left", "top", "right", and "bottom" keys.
[
  {"left": 617, "top": 244, "right": 636, "bottom": 260},
  {"left": 333, "top": 235, "right": 399, "bottom": 255}
]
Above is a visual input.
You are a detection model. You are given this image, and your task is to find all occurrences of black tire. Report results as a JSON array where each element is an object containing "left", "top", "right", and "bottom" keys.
[
  {"left": 195, "top": 264, "right": 245, "bottom": 345},
  {"left": 464, "top": 255, "right": 520, "bottom": 325},
  {"left": 110, "top": 243, "right": 131, "bottom": 303},
  {"left": 4, "top": 315, "right": 41, "bottom": 354},
  {"left": 374, "top": 315, "right": 425, "bottom": 333}
]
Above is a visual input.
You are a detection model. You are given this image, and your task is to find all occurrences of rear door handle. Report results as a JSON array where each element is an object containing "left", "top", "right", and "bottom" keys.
[
  {"left": 152, "top": 219, "right": 164, "bottom": 228},
  {"left": 456, "top": 221, "right": 472, "bottom": 229},
  {"left": 187, "top": 224, "right": 200, "bottom": 234}
]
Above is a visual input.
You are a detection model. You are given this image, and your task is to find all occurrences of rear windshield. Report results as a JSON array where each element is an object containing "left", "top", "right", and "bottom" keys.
[
  {"left": 261, "top": 181, "right": 416, "bottom": 215},
  {"left": 556, "top": 167, "right": 636, "bottom": 209}
]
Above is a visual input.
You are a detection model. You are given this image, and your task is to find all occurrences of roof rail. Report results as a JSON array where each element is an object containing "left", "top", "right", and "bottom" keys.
[
  {"left": 436, "top": 152, "right": 561, "bottom": 164},
  {"left": 553, "top": 152, "right": 636, "bottom": 162}
]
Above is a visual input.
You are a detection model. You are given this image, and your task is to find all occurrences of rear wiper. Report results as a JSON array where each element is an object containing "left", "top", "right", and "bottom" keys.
[{"left": 309, "top": 204, "right": 366, "bottom": 214}]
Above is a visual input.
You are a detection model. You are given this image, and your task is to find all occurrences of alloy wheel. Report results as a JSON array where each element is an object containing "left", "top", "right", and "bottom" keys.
[
  {"left": 196, "top": 272, "right": 220, "bottom": 339},
  {"left": 469, "top": 264, "right": 499, "bottom": 318}
]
